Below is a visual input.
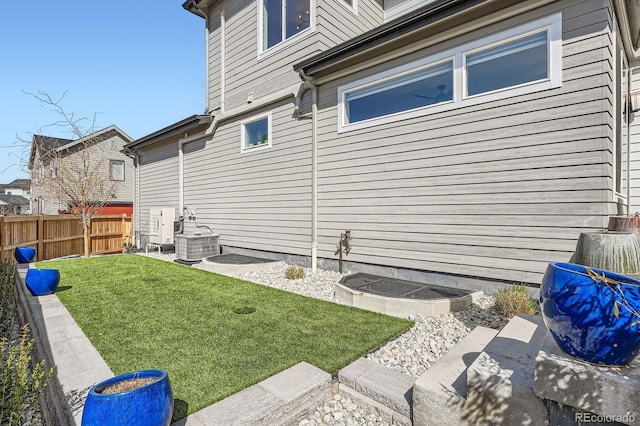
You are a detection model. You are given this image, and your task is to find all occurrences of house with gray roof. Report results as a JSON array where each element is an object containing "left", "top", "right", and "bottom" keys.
[
  {"left": 124, "top": 0, "right": 640, "bottom": 287},
  {"left": 30, "top": 125, "right": 135, "bottom": 215}
]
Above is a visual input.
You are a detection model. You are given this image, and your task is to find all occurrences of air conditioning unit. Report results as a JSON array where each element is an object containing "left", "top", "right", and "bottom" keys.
[{"left": 149, "top": 207, "right": 176, "bottom": 245}]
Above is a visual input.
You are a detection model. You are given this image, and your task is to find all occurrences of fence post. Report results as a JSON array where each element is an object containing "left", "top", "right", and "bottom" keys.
[
  {"left": 37, "top": 215, "right": 44, "bottom": 261},
  {"left": 0, "top": 215, "right": 4, "bottom": 260}
]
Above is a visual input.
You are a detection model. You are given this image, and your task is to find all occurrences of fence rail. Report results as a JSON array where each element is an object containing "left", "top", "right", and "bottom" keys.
[{"left": 0, "top": 214, "right": 132, "bottom": 261}]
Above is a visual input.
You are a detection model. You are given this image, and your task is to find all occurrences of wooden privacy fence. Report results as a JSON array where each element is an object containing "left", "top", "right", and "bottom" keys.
[{"left": 0, "top": 214, "right": 132, "bottom": 261}]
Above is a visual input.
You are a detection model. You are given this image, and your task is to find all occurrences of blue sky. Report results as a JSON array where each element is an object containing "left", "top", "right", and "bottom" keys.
[{"left": 0, "top": 1, "right": 206, "bottom": 183}]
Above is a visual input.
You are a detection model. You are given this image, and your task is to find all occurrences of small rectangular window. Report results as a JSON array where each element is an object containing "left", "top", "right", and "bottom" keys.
[
  {"left": 110, "top": 160, "right": 125, "bottom": 181},
  {"left": 465, "top": 31, "right": 548, "bottom": 97},
  {"left": 345, "top": 60, "right": 453, "bottom": 124},
  {"left": 241, "top": 113, "right": 272, "bottom": 153}
]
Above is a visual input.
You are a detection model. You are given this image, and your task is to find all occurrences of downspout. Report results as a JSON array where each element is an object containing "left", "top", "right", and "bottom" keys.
[
  {"left": 220, "top": 10, "right": 226, "bottom": 114},
  {"left": 179, "top": 133, "right": 187, "bottom": 215},
  {"left": 124, "top": 150, "right": 141, "bottom": 248},
  {"left": 297, "top": 70, "right": 318, "bottom": 271}
]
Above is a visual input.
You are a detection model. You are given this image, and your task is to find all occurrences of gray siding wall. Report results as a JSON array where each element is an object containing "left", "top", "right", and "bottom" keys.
[
  {"left": 629, "top": 67, "right": 640, "bottom": 212},
  {"left": 182, "top": 98, "right": 313, "bottom": 255},
  {"left": 204, "top": 0, "right": 383, "bottom": 112},
  {"left": 312, "top": 0, "right": 617, "bottom": 284},
  {"left": 136, "top": 138, "right": 180, "bottom": 245}
]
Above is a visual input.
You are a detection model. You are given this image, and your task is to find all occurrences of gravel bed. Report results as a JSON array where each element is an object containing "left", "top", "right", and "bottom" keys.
[{"left": 238, "top": 263, "right": 508, "bottom": 425}]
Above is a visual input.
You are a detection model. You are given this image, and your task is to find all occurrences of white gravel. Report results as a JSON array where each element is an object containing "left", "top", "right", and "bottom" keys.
[{"left": 238, "top": 262, "right": 508, "bottom": 425}]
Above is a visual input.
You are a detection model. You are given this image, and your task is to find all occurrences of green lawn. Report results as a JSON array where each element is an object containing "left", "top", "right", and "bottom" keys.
[{"left": 42, "top": 255, "right": 412, "bottom": 420}]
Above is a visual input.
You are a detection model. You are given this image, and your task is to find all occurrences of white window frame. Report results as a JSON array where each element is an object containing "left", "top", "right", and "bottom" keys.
[
  {"left": 241, "top": 112, "right": 273, "bottom": 153},
  {"left": 257, "top": 0, "right": 316, "bottom": 59},
  {"left": 109, "top": 159, "right": 125, "bottom": 181},
  {"left": 337, "top": 0, "right": 358, "bottom": 15},
  {"left": 338, "top": 12, "right": 562, "bottom": 133}
]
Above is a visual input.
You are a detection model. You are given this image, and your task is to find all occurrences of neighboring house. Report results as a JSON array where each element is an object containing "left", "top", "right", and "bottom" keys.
[
  {"left": 1, "top": 178, "right": 32, "bottom": 198},
  {"left": 0, "top": 194, "right": 30, "bottom": 215},
  {"left": 0, "top": 179, "right": 32, "bottom": 214},
  {"left": 124, "top": 0, "right": 640, "bottom": 287},
  {"left": 29, "top": 125, "right": 135, "bottom": 216}
]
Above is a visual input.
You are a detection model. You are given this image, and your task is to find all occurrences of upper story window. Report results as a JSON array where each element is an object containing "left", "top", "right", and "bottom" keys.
[
  {"left": 241, "top": 112, "right": 272, "bottom": 153},
  {"left": 260, "top": 0, "right": 314, "bottom": 56},
  {"left": 338, "top": 0, "right": 357, "bottom": 14},
  {"left": 338, "top": 13, "right": 562, "bottom": 132},
  {"left": 109, "top": 159, "right": 125, "bottom": 181}
]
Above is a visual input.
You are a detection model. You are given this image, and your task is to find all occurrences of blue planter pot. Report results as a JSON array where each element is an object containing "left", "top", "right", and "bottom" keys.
[
  {"left": 14, "top": 246, "right": 36, "bottom": 263},
  {"left": 82, "top": 370, "right": 173, "bottom": 426},
  {"left": 25, "top": 268, "right": 60, "bottom": 296},
  {"left": 540, "top": 262, "right": 640, "bottom": 365}
]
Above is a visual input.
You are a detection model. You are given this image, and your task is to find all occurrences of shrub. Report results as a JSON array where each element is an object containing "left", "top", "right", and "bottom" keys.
[
  {"left": 0, "top": 259, "right": 16, "bottom": 338},
  {"left": 0, "top": 325, "right": 54, "bottom": 426},
  {"left": 285, "top": 265, "right": 306, "bottom": 280},
  {"left": 493, "top": 284, "right": 538, "bottom": 319},
  {"left": 0, "top": 258, "right": 54, "bottom": 425}
]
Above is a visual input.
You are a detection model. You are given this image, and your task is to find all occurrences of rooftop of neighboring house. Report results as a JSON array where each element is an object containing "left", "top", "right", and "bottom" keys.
[
  {"left": 28, "top": 125, "right": 134, "bottom": 170},
  {"left": 0, "top": 194, "right": 29, "bottom": 205},
  {"left": 1, "top": 179, "right": 31, "bottom": 190}
]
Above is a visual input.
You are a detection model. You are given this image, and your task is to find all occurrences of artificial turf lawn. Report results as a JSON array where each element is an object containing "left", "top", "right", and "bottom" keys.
[{"left": 43, "top": 255, "right": 413, "bottom": 419}]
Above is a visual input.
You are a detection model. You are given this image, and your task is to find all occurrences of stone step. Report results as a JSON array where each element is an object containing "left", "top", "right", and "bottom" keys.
[
  {"left": 465, "top": 313, "right": 547, "bottom": 426},
  {"left": 337, "top": 357, "right": 414, "bottom": 422},
  {"left": 412, "top": 325, "right": 498, "bottom": 426},
  {"left": 173, "top": 362, "right": 331, "bottom": 426}
]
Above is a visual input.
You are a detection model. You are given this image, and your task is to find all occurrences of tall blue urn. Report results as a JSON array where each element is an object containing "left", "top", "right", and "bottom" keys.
[
  {"left": 540, "top": 262, "right": 640, "bottom": 365},
  {"left": 82, "top": 369, "right": 173, "bottom": 426}
]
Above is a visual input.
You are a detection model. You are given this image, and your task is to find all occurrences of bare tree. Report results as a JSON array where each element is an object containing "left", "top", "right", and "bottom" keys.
[{"left": 26, "top": 91, "right": 121, "bottom": 257}]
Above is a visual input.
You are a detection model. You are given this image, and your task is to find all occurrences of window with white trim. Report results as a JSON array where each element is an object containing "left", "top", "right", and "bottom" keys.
[
  {"left": 465, "top": 31, "right": 548, "bottom": 97},
  {"left": 345, "top": 60, "right": 453, "bottom": 124},
  {"left": 241, "top": 113, "right": 272, "bottom": 153},
  {"left": 338, "top": 13, "right": 562, "bottom": 131},
  {"left": 260, "top": 0, "right": 313, "bottom": 54},
  {"left": 338, "top": 0, "right": 357, "bottom": 14},
  {"left": 109, "top": 159, "right": 125, "bottom": 181}
]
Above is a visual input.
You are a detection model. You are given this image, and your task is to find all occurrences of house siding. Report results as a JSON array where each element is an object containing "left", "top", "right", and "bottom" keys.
[
  {"left": 136, "top": 138, "right": 180, "bottom": 245},
  {"left": 205, "top": 0, "right": 384, "bottom": 113},
  {"left": 311, "top": 0, "right": 617, "bottom": 284},
  {"left": 629, "top": 67, "right": 640, "bottom": 213},
  {"left": 182, "top": 98, "right": 313, "bottom": 255}
]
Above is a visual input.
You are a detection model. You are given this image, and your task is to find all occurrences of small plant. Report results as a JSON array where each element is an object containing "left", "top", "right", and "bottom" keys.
[
  {"left": 122, "top": 242, "right": 137, "bottom": 253},
  {"left": 493, "top": 284, "right": 537, "bottom": 319},
  {"left": 285, "top": 265, "right": 306, "bottom": 280}
]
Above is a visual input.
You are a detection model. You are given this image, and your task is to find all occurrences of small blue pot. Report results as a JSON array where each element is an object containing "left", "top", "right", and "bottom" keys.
[
  {"left": 14, "top": 246, "right": 36, "bottom": 263},
  {"left": 82, "top": 370, "right": 173, "bottom": 426},
  {"left": 540, "top": 262, "right": 640, "bottom": 365},
  {"left": 25, "top": 268, "right": 60, "bottom": 296}
]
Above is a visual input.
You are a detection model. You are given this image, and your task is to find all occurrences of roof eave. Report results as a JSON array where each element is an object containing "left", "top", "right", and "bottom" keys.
[
  {"left": 124, "top": 115, "right": 213, "bottom": 152},
  {"left": 294, "top": 0, "right": 486, "bottom": 76}
]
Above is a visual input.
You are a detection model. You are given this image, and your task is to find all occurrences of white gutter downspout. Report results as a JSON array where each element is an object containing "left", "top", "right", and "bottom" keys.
[
  {"left": 179, "top": 133, "right": 188, "bottom": 215},
  {"left": 124, "top": 150, "right": 141, "bottom": 247},
  {"left": 220, "top": 10, "right": 226, "bottom": 114},
  {"left": 297, "top": 71, "right": 318, "bottom": 271}
]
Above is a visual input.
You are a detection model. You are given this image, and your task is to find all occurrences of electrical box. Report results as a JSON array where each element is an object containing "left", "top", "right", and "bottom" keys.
[{"left": 149, "top": 207, "right": 176, "bottom": 244}]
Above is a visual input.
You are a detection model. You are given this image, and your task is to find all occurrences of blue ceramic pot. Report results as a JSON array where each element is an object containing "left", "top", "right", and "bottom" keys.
[
  {"left": 540, "top": 262, "right": 640, "bottom": 365},
  {"left": 25, "top": 268, "right": 60, "bottom": 296},
  {"left": 14, "top": 246, "right": 36, "bottom": 263},
  {"left": 82, "top": 370, "right": 173, "bottom": 426}
]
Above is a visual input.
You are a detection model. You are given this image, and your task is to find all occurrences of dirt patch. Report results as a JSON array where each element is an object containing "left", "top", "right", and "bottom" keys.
[{"left": 100, "top": 377, "right": 159, "bottom": 394}]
